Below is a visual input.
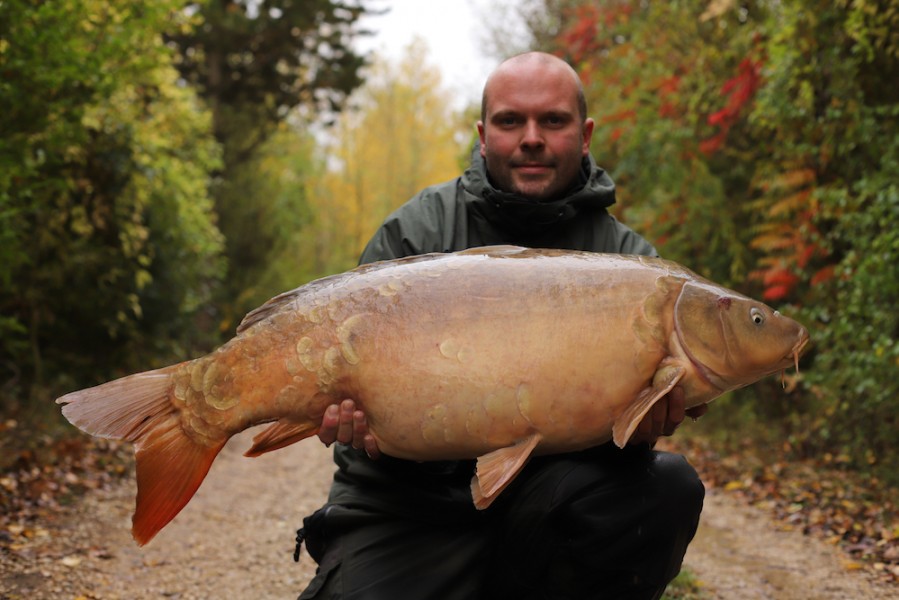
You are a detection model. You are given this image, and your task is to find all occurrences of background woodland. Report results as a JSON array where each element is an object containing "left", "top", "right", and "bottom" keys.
[{"left": 2, "top": 0, "right": 898, "bottom": 499}]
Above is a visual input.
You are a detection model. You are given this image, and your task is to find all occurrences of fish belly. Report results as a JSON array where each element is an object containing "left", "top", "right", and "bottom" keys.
[{"left": 309, "top": 253, "right": 673, "bottom": 460}]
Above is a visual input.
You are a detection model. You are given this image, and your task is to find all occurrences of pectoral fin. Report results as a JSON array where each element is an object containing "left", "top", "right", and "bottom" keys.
[
  {"left": 612, "top": 365, "right": 685, "bottom": 448},
  {"left": 471, "top": 432, "right": 542, "bottom": 510}
]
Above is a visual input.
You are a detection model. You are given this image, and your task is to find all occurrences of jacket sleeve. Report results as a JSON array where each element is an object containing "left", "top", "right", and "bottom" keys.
[
  {"left": 358, "top": 220, "right": 412, "bottom": 265},
  {"left": 608, "top": 215, "right": 659, "bottom": 258},
  {"left": 358, "top": 181, "right": 459, "bottom": 265}
]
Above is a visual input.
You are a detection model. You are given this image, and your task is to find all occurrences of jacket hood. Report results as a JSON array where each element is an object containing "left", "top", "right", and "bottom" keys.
[{"left": 460, "top": 142, "right": 617, "bottom": 236}]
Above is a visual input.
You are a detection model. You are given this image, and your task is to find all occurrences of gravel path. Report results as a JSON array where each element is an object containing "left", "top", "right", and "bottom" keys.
[
  {"left": 1, "top": 431, "right": 896, "bottom": 599},
  {"left": 685, "top": 490, "right": 895, "bottom": 599}
]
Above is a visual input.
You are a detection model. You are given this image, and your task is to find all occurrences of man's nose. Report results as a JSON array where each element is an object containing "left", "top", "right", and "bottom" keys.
[{"left": 520, "top": 120, "right": 544, "bottom": 149}]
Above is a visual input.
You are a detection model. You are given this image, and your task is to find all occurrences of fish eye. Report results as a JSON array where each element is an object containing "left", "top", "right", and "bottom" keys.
[{"left": 750, "top": 307, "right": 765, "bottom": 325}]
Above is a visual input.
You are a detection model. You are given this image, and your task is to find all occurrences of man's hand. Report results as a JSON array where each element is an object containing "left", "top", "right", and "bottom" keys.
[
  {"left": 628, "top": 386, "right": 708, "bottom": 446},
  {"left": 317, "top": 399, "right": 381, "bottom": 459}
]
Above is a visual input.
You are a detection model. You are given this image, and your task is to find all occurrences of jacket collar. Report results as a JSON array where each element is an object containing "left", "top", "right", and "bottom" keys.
[{"left": 460, "top": 142, "right": 616, "bottom": 235}]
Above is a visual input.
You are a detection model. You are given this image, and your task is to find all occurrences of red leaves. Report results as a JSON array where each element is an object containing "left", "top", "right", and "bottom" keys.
[
  {"left": 556, "top": 1, "right": 635, "bottom": 69},
  {"left": 761, "top": 268, "right": 800, "bottom": 301},
  {"left": 657, "top": 74, "right": 682, "bottom": 119},
  {"left": 558, "top": 5, "right": 602, "bottom": 67},
  {"left": 599, "top": 109, "right": 637, "bottom": 145},
  {"left": 810, "top": 264, "right": 836, "bottom": 286},
  {"left": 748, "top": 167, "right": 836, "bottom": 303},
  {"left": 700, "top": 57, "right": 763, "bottom": 155}
]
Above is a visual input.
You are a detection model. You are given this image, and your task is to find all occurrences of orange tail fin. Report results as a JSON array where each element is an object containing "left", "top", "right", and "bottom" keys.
[{"left": 57, "top": 364, "right": 224, "bottom": 545}]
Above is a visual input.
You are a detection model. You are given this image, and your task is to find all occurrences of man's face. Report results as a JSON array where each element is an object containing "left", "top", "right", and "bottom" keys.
[{"left": 478, "top": 62, "right": 594, "bottom": 202}]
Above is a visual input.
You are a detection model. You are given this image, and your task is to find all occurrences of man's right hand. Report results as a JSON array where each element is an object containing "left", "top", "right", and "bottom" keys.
[{"left": 317, "top": 399, "right": 381, "bottom": 459}]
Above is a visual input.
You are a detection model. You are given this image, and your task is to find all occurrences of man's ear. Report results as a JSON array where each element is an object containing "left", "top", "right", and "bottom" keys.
[
  {"left": 582, "top": 118, "right": 595, "bottom": 154},
  {"left": 477, "top": 121, "right": 487, "bottom": 156}
]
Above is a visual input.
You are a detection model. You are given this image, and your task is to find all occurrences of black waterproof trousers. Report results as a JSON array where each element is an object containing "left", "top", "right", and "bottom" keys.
[{"left": 297, "top": 444, "right": 704, "bottom": 600}]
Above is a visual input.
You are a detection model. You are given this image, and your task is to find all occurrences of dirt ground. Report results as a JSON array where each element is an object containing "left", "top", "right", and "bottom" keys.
[{"left": 1, "top": 431, "right": 896, "bottom": 599}]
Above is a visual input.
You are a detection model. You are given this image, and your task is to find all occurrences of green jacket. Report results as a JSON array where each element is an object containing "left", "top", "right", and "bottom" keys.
[
  {"left": 329, "top": 144, "right": 656, "bottom": 511},
  {"left": 358, "top": 144, "right": 657, "bottom": 263}
]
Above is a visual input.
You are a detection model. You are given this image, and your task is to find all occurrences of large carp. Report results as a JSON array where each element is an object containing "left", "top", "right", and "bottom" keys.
[{"left": 58, "top": 246, "right": 808, "bottom": 545}]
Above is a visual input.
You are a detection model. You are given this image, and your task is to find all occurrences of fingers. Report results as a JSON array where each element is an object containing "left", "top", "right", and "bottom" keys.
[
  {"left": 667, "top": 386, "right": 686, "bottom": 426},
  {"left": 316, "top": 399, "right": 382, "bottom": 459},
  {"left": 651, "top": 398, "right": 667, "bottom": 433},
  {"left": 336, "top": 399, "right": 355, "bottom": 445},
  {"left": 316, "top": 400, "right": 357, "bottom": 447},
  {"left": 363, "top": 434, "right": 381, "bottom": 460},
  {"left": 627, "top": 387, "right": 691, "bottom": 446},
  {"left": 630, "top": 409, "right": 658, "bottom": 446},
  {"left": 352, "top": 409, "right": 367, "bottom": 449},
  {"left": 686, "top": 403, "right": 709, "bottom": 420},
  {"left": 317, "top": 403, "right": 341, "bottom": 446}
]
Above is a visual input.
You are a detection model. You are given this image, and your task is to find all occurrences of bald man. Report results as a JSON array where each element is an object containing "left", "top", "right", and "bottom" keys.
[{"left": 297, "top": 52, "right": 705, "bottom": 600}]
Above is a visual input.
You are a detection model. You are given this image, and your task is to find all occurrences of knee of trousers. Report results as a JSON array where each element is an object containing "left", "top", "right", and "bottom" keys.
[
  {"left": 648, "top": 452, "right": 705, "bottom": 521},
  {"left": 501, "top": 450, "right": 705, "bottom": 529},
  {"left": 541, "top": 450, "right": 706, "bottom": 545}
]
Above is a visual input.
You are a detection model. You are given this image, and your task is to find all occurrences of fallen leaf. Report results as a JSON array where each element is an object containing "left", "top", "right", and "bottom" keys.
[{"left": 61, "top": 555, "right": 82, "bottom": 567}]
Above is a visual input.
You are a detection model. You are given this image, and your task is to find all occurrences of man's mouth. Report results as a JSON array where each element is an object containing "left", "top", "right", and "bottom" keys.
[{"left": 513, "top": 163, "right": 552, "bottom": 175}]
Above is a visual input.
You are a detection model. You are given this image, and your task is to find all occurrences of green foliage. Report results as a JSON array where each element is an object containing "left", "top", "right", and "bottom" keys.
[
  {"left": 661, "top": 568, "right": 707, "bottom": 600},
  {"left": 520, "top": 0, "right": 899, "bottom": 478},
  {"left": 163, "top": 0, "right": 374, "bottom": 326},
  {"left": 1, "top": 0, "right": 378, "bottom": 407},
  {"left": 304, "top": 42, "right": 469, "bottom": 277},
  {"left": 747, "top": 2, "right": 899, "bottom": 477},
  {"left": 214, "top": 125, "right": 320, "bottom": 328},
  {"left": 167, "top": 0, "right": 371, "bottom": 142},
  {"left": 546, "top": 2, "right": 766, "bottom": 287},
  {"left": 797, "top": 129, "right": 899, "bottom": 478},
  {"left": 0, "top": 1, "right": 224, "bottom": 398}
]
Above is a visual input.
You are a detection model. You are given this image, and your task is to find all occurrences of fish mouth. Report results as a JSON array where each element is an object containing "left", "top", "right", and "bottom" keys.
[{"left": 766, "top": 329, "right": 810, "bottom": 377}]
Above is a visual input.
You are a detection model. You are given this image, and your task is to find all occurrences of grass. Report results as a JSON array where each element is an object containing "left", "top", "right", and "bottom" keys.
[{"left": 661, "top": 568, "right": 708, "bottom": 600}]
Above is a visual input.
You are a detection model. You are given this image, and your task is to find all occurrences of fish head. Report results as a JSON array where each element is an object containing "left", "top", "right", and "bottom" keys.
[{"left": 674, "top": 280, "right": 810, "bottom": 392}]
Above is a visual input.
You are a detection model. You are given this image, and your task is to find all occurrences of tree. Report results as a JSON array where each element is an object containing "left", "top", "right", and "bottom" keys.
[
  {"left": 748, "top": 0, "right": 899, "bottom": 468},
  {"left": 213, "top": 124, "right": 321, "bottom": 326},
  {"left": 166, "top": 0, "right": 374, "bottom": 155},
  {"left": 163, "top": 0, "right": 376, "bottom": 321},
  {"left": 0, "top": 1, "right": 223, "bottom": 399},
  {"left": 303, "top": 39, "right": 470, "bottom": 276}
]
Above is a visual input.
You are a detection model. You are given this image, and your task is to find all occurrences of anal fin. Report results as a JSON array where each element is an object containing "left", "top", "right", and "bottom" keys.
[
  {"left": 245, "top": 420, "right": 318, "bottom": 457},
  {"left": 471, "top": 432, "right": 542, "bottom": 510}
]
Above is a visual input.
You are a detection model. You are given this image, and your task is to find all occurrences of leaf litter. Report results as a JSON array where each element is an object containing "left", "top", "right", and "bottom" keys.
[{"left": 663, "top": 436, "right": 899, "bottom": 585}]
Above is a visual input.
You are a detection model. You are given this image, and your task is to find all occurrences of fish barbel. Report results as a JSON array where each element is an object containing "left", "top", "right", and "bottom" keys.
[{"left": 57, "top": 246, "right": 809, "bottom": 545}]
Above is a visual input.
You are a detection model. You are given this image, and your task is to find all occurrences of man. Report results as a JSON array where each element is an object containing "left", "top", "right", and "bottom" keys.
[{"left": 298, "top": 52, "right": 706, "bottom": 600}]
